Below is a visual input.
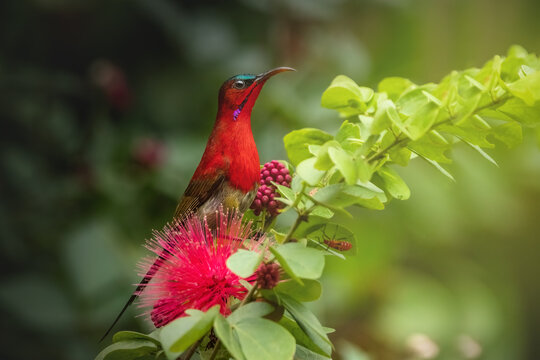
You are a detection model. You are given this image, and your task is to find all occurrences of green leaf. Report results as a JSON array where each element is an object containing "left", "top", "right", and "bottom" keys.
[
  {"left": 432, "top": 71, "right": 459, "bottom": 108},
  {"left": 295, "top": 345, "right": 332, "bottom": 360},
  {"left": 396, "top": 86, "right": 438, "bottom": 116},
  {"left": 226, "top": 250, "right": 264, "bottom": 278},
  {"left": 508, "top": 44, "right": 529, "bottom": 58},
  {"left": 279, "top": 294, "right": 332, "bottom": 356},
  {"left": 474, "top": 56, "right": 502, "bottom": 91},
  {"left": 297, "top": 158, "right": 326, "bottom": 186},
  {"left": 328, "top": 147, "right": 357, "bottom": 185},
  {"left": 335, "top": 121, "right": 361, "bottom": 152},
  {"left": 501, "top": 46, "right": 540, "bottom": 82},
  {"left": 235, "top": 318, "right": 296, "bottom": 360},
  {"left": 279, "top": 316, "right": 330, "bottom": 357},
  {"left": 321, "top": 75, "right": 374, "bottom": 116},
  {"left": 311, "top": 184, "right": 359, "bottom": 208},
  {"left": 388, "top": 146, "right": 411, "bottom": 166},
  {"left": 372, "top": 99, "right": 402, "bottom": 135},
  {"left": 112, "top": 331, "right": 161, "bottom": 347},
  {"left": 491, "top": 122, "right": 523, "bottom": 148},
  {"left": 378, "top": 77, "right": 415, "bottom": 101},
  {"left": 458, "top": 74, "right": 486, "bottom": 98},
  {"left": 323, "top": 327, "right": 336, "bottom": 334},
  {"left": 275, "top": 183, "right": 296, "bottom": 202},
  {"left": 269, "top": 246, "right": 302, "bottom": 284},
  {"left": 438, "top": 115, "right": 493, "bottom": 148},
  {"left": 420, "top": 157, "right": 455, "bottom": 181},
  {"left": 356, "top": 133, "right": 378, "bottom": 156},
  {"left": 95, "top": 340, "right": 158, "bottom": 360},
  {"left": 463, "top": 141, "right": 498, "bottom": 166},
  {"left": 355, "top": 157, "right": 374, "bottom": 183},
  {"left": 270, "top": 243, "right": 325, "bottom": 280},
  {"left": 312, "top": 183, "right": 384, "bottom": 209},
  {"left": 454, "top": 93, "right": 482, "bottom": 125},
  {"left": 271, "top": 229, "right": 288, "bottom": 244},
  {"left": 214, "top": 315, "right": 246, "bottom": 360},
  {"left": 402, "top": 91, "right": 442, "bottom": 140},
  {"left": 160, "top": 306, "right": 219, "bottom": 353},
  {"left": 291, "top": 175, "right": 304, "bottom": 193},
  {"left": 284, "top": 129, "right": 333, "bottom": 166},
  {"left": 309, "top": 144, "right": 321, "bottom": 156},
  {"left": 408, "top": 130, "right": 452, "bottom": 163},
  {"left": 314, "top": 140, "right": 341, "bottom": 171},
  {"left": 376, "top": 166, "right": 410, "bottom": 200},
  {"left": 494, "top": 98, "right": 540, "bottom": 126},
  {"left": 507, "top": 70, "right": 540, "bottom": 105},
  {"left": 274, "top": 279, "right": 322, "bottom": 302},
  {"left": 228, "top": 302, "right": 275, "bottom": 324},
  {"left": 452, "top": 74, "right": 487, "bottom": 124},
  {"left": 502, "top": 57, "right": 528, "bottom": 83},
  {"left": 310, "top": 205, "right": 334, "bottom": 219}
]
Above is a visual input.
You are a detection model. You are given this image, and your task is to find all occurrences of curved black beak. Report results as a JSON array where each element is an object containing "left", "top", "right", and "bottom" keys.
[{"left": 255, "top": 67, "right": 296, "bottom": 83}]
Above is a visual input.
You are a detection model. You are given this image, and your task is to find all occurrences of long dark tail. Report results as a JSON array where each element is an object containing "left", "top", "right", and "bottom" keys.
[{"left": 99, "top": 256, "right": 165, "bottom": 342}]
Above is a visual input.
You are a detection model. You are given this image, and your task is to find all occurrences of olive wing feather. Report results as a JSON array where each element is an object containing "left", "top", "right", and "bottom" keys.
[{"left": 173, "top": 173, "right": 226, "bottom": 219}]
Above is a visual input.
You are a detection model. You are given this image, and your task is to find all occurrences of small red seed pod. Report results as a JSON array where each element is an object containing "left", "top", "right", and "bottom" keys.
[
  {"left": 256, "top": 263, "right": 281, "bottom": 289},
  {"left": 250, "top": 160, "right": 292, "bottom": 216},
  {"left": 324, "top": 239, "right": 353, "bottom": 251}
]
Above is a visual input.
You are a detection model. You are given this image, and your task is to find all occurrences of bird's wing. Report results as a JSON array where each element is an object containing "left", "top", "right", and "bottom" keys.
[{"left": 173, "top": 172, "right": 227, "bottom": 219}]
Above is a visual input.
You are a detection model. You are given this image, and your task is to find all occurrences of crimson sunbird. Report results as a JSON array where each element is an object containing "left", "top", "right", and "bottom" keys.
[{"left": 101, "top": 67, "right": 295, "bottom": 341}]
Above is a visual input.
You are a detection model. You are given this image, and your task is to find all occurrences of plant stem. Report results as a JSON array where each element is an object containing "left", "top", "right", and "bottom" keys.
[
  {"left": 262, "top": 216, "right": 276, "bottom": 232},
  {"left": 208, "top": 340, "right": 221, "bottom": 360},
  {"left": 366, "top": 135, "right": 406, "bottom": 163},
  {"left": 261, "top": 209, "right": 266, "bottom": 230},
  {"left": 282, "top": 212, "right": 305, "bottom": 243},
  {"left": 180, "top": 337, "right": 203, "bottom": 360},
  {"left": 240, "top": 281, "right": 259, "bottom": 307}
]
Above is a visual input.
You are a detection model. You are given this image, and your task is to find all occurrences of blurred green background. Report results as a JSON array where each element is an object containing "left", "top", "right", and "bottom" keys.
[{"left": 1, "top": 0, "right": 539, "bottom": 359}]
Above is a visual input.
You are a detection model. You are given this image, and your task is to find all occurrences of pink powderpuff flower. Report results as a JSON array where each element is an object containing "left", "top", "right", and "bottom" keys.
[{"left": 138, "top": 211, "right": 264, "bottom": 328}]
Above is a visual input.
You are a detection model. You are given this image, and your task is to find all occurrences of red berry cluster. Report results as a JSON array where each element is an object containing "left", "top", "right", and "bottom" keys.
[
  {"left": 256, "top": 263, "right": 281, "bottom": 289},
  {"left": 251, "top": 160, "right": 292, "bottom": 216}
]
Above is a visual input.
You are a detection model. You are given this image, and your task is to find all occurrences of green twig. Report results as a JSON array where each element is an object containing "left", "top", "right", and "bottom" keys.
[
  {"left": 282, "top": 211, "right": 308, "bottom": 243},
  {"left": 366, "top": 134, "right": 406, "bottom": 163},
  {"left": 240, "top": 280, "right": 259, "bottom": 306},
  {"left": 180, "top": 337, "right": 203, "bottom": 360},
  {"left": 208, "top": 340, "right": 221, "bottom": 360}
]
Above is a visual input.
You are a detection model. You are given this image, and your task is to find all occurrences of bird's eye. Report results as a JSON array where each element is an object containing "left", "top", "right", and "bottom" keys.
[{"left": 232, "top": 80, "right": 247, "bottom": 89}]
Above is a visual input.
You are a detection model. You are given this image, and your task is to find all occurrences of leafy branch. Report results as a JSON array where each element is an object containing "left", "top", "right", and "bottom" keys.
[
  {"left": 285, "top": 45, "right": 539, "bottom": 195},
  {"left": 366, "top": 93, "right": 511, "bottom": 163},
  {"left": 96, "top": 45, "right": 540, "bottom": 360}
]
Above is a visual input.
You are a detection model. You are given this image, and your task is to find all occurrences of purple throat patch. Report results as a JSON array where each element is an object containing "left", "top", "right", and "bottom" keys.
[{"left": 233, "top": 108, "right": 241, "bottom": 121}]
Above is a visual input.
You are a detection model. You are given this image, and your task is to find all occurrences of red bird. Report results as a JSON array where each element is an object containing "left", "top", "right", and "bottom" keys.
[{"left": 101, "top": 67, "right": 294, "bottom": 340}]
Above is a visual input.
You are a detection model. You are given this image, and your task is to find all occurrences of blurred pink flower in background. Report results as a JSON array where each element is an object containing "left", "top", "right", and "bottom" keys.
[
  {"left": 132, "top": 137, "right": 166, "bottom": 170},
  {"left": 90, "top": 59, "right": 132, "bottom": 111}
]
